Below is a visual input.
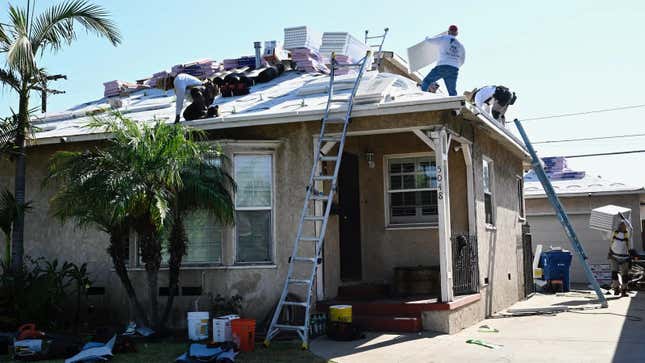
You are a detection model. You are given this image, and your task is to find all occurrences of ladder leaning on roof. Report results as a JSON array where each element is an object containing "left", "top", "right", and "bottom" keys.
[
  {"left": 365, "top": 28, "right": 389, "bottom": 69},
  {"left": 264, "top": 51, "right": 372, "bottom": 349},
  {"left": 514, "top": 119, "right": 608, "bottom": 308}
]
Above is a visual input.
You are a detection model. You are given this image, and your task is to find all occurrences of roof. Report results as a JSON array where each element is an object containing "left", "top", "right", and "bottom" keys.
[
  {"left": 29, "top": 65, "right": 529, "bottom": 160},
  {"left": 31, "top": 70, "right": 463, "bottom": 144},
  {"left": 524, "top": 157, "right": 645, "bottom": 198}
]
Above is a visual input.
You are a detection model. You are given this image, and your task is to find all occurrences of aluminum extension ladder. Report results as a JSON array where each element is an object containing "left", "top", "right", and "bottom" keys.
[
  {"left": 264, "top": 51, "right": 373, "bottom": 349},
  {"left": 365, "top": 28, "right": 389, "bottom": 69},
  {"left": 514, "top": 119, "right": 608, "bottom": 308}
]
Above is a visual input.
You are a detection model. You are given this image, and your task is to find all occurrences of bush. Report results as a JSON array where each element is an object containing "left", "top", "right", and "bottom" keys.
[{"left": 0, "top": 257, "right": 92, "bottom": 330}]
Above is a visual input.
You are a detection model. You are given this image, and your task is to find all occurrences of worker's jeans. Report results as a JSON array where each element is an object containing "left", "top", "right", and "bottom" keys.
[
  {"left": 421, "top": 65, "right": 459, "bottom": 96},
  {"left": 610, "top": 257, "right": 630, "bottom": 292}
]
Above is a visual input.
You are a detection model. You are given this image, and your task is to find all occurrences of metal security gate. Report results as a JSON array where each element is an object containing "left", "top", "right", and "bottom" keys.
[
  {"left": 522, "top": 224, "right": 535, "bottom": 296},
  {"left": 452, "top": 234, "right": 479, "bottom": 295}
]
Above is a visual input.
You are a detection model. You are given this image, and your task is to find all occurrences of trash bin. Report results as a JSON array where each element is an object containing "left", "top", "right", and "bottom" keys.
[{"left": 540, "top": 250, "right": 573, "bottom": 292}]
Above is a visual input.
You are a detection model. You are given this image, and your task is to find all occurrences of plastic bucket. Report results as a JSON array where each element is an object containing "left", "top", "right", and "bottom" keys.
[
  {"left": 187, "top": 312, "right": 209, "bottom": 341},
  {"left": 231, "top": 318, "right": 256, "bottom": 352},
  {"left": 329, "top": 305, "right": 352, "bottom": 323}
]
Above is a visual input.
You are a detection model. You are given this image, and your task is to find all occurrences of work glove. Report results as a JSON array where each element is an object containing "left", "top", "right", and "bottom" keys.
[{"left": 629, "top": 249, "right": 639, "bottom": 259}]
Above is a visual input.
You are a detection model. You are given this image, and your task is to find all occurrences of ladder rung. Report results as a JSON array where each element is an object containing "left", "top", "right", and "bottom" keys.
[
  {"left": 288, "top": 278, "right": 311, "bottom": 285},
  {"left": 299, "top": 236, "right": 320, "bottom": 242},
  {"left": 310, "top": 194, "right": 330, "bottom": 201},
  {"left": 319, "top": 155, "right": 338, "bottom": 162},
  {"left": 274, "top": 324, "right": 305, "bottom": 330},
  {"left": 304, "top": 216, "right": 324, "bottom": 221},
  {"left": 313, "top": 175, "right": 334, "bottom": 181},
  {"left": 334, "top": 63, "right": 361, "bottom": 68},
  {"left": 324, "top": 117, "right": 347, "bottom": 124},
  {"left": 329, "top": 98, "right": 348, "bottom": 103},
  {"left": 320, "top": 136, "right": 341, "bottom": 142},
  {"left": 282, "top": 301, "right": 308, "bottom": 307},
  {"left": 291, "top": 256, "right": 317, "bottom": 263},
  {"left": 369, "top": 44, "right": 382, "bottom": 47}
]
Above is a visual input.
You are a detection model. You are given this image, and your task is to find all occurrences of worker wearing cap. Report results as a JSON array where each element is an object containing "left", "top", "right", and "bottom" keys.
[
  {"left": 420, "top": 25, "right": 465, "bottom": 96},
  {"left": 608, "top": 221, "right": 636, "bottom": 296}
]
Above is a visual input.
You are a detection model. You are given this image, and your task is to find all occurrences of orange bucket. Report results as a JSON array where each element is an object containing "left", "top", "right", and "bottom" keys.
[{"left": 231, "top": 318, "right": 256, "bottom": 352}]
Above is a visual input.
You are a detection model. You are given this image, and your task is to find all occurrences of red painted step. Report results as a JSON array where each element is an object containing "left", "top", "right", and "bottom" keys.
[{"left": 353, "top": 315, "right": 422, "bottom": 333}]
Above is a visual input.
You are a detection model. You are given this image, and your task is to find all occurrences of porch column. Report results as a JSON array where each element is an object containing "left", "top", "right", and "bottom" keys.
[{"left": 429, "top": 128, "right": 454, "bottom": 302}]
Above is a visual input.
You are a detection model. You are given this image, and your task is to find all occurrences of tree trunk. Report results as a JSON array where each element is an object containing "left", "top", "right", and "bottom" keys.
[
  {"left": 108, "top": 227, "right": 150, "bottom": 327},
  {"left": 137, "top": 218, "right": 162, "bottom": 329},
  {"left": 161, "top": 205, "right": 187, "bottom": 329},
  {"left": 10, "top": 85, "right": 29, "bottom": 272},
  {"left": 4, "top": 233, "right": 10, "bottom": 268}
]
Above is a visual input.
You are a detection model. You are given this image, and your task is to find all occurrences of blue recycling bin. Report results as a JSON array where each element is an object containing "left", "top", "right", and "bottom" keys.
[{"left": 539, "top": 250, "right": 573, "bottom": 292}]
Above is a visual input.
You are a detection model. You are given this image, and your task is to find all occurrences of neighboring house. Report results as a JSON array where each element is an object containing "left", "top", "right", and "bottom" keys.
[
  {"left": 524, "top": 157, "right": 645, "bottom": 284},
  {"left": 0, "top": 54, "right": 530, "bottom": 334}
]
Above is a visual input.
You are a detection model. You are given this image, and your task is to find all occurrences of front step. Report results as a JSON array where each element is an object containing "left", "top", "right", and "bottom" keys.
[{"left": 353, "top": 315, "right": 422, "bottom": 333}]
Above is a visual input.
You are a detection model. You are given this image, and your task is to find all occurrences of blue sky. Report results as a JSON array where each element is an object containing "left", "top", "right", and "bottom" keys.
[{"left": 2, "top": 0, "right": 644, "bottom": 187}]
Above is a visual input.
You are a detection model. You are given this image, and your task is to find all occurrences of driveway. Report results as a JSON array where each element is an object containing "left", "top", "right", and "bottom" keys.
[{"left": 310, "top": 291, "right": 645, "bottom": 362}]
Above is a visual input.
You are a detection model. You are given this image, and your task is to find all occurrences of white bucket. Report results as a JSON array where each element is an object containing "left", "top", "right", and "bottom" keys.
[
  {"left": 213, "top": 314, "right": 240, "bottom": 342},
  {"left": 187, "top": 311, "right": 210, "bottom": 341}
]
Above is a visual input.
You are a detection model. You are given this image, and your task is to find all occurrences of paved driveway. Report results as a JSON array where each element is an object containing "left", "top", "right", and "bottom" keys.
[{"left": 310, "top": 291, "right": 645, "bottom": 363}]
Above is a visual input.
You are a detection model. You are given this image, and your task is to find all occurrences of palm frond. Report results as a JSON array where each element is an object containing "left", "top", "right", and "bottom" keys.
[
  {"left": 6, "top": 4, "right": 36, "bottom": 74},
  {"left": 0, "top": 188, "right": 32, "bottom": 237},
  {"left": 31, "top": 0, "right": 121, "bottom": 54},
  {"left": 0, "top": 113, "right": 19, "bottom": 158},
  {"left": 0, "top": 68, "right": 20, "bottom": 91}
]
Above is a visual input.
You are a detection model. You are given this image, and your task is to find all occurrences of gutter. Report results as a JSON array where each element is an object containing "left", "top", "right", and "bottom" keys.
[
  {"left": 462, "top": 103, "right": 530, "bottom": 159},
  {"left": 32, "top": 96, "right": 465, "bottom": 145},
  {"left": 525, "top": 189, "right": 645, "bottom": 199}
]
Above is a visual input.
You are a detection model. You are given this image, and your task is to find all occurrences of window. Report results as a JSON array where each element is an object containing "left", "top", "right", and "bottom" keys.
[
  {"left": 483, "top": 157, "right": 494, "bottom": 225},
  {"left": 517, "top": 176, "right": 525, "bottom": 219},
  {"left": 183, "top": 209, "right": 223, "bottom": 263},
  {"left": 234, "top": 154, "right": 273, "bottom": 263},
  {"left": 386, "top": 155, "right": 438, "bottom": 226}
]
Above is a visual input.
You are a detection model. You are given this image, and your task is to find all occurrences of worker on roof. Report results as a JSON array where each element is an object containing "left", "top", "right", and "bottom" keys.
[
  {"left": 166, "top": 73, "right": 204, "bottom": 123},
  {"left": 467, "top": 85, "right": 517, "bottom": 123},
  {"left": 608, "top": 220, "right": 636, "bottom": 296},
  {"left": 420, "top": 25, "right": 465, "bottom": 96}
]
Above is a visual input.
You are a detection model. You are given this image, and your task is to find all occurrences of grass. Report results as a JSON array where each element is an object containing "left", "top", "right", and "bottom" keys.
[{"left": 4, "top": 340, "right": 327, "bottom": 363}]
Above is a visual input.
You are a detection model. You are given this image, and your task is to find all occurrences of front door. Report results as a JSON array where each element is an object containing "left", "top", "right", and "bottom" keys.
[{"left": 338, "top": 152, "right": 362, "bottom": 281}]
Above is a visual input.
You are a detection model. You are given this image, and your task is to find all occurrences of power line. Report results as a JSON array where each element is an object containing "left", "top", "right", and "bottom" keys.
[
  {"left": 533, "top": 133, "right": 645, "bottom": 144},
  {"left": 518, "top": 103, "right": 645, "bottom": 122},
  {"left": 549, "top": 149, "right": 645, "bottom": 159}
]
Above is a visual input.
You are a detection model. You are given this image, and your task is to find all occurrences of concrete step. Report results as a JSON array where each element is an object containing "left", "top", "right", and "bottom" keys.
[{"left": 353, "top": 315, "right": 422, "bottom": 333}]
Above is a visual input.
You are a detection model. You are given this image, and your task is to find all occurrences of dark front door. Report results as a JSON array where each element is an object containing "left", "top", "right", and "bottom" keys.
[{"left": 338, "top": 152, "right": 362, "bottom": 281}]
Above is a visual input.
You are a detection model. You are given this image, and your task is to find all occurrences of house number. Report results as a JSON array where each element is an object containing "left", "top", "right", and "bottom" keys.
[{"left": 437, "top": 166, "right": 443, "bottom": 199}]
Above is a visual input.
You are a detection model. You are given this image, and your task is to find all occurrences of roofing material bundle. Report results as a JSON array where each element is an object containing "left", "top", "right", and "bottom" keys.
[
  {"left": 171, "top": 59, "right": 222, "bottom": 79},
  {"left": 146, "top": 71, "right": 170, "bottom": 87},
  {"left": 223, "top": 56, "right": 265, "bottom": 71},
  {"left": 103, "top": 80, "right": 146, "bottom": 98},
  {"left": 283, "top": 26, "right": 322, "bottom": 50},
  {"left": 290, "top": 48, "right": 329, "bottom": 73},
  {"left": 319, "top": 32, "right": 369, "bottom": 61},
  {"left": 263, "top": 40, "right": 289, "bottom": 64}
]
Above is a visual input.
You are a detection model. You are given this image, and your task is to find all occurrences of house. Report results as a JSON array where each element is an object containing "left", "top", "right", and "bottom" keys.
[
  {"left": 0, "top": 52, "right": 530, "bottom": 335},
  {"left": 524, "top": 157, "right": 645, "bottom": 284}
]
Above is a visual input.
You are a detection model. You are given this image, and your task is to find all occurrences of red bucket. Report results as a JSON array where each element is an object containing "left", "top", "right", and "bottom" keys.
[{"left": 231, "top": 318, "right": 256, "bottom": 352}]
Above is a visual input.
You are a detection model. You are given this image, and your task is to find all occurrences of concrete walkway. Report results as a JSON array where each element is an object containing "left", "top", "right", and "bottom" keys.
[{"left": 310, "top": 291, "right": 645, "bottom": 363}]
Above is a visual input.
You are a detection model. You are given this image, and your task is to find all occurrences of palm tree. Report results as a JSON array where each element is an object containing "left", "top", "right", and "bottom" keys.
[
  {"left": 46, "top": 114, "right": 235, "bottom": 330},
  {"left": 1, "top": 0, "right": 121, "bottom": 272}
]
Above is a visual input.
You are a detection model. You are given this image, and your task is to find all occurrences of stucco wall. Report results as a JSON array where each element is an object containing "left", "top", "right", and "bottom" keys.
[
  {"left": 0, "top": 109, "right": 525, "bottom": 327},
  {"left": 526, "top": 194, "right": 643, "bottom": 284},
  {"left": 472, "top": 127, "right": 526, "bottom": 316}
]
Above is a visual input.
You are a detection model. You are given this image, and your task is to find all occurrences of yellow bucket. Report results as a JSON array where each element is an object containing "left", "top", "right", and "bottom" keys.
[
  {"left": 533, "top": 268, "right": 543, "bottom": 279},
  {"left": 329, "top": 305, "right": 352, "bottom": 323}
]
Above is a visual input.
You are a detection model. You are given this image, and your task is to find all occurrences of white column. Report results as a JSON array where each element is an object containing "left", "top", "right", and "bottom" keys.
[
  {"left": 430, "top": 128, "right": 454, "bottom": 302},
  {"left": 461, "top": 144, "right": 476, "bottom": 235}
]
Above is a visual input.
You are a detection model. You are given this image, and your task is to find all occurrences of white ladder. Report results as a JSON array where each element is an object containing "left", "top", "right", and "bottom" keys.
[
  {"left": 364, "top": 28, "right": 389, "bottom": 69},
  {"left": 264, "top": 51, "right": 372, "bottom": 349}
]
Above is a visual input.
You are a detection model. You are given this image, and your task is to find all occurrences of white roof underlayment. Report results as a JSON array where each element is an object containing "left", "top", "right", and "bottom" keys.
[
  {"left": 29, "top": 69, "right": 529, "bottom": 160},
  {"left": 524, "top": 173, "right": 645, "bottom": 198}
]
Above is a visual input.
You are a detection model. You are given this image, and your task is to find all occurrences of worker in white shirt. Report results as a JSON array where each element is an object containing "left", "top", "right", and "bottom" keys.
[
  {"left": 168, "top": 73, "right": 204, "bottom": 123},
  {"left": 420, "top": 25, "right": 465, "bottom": 96},
  {"left": 608, "top": 221, "right": 635, "bottom": 296},
  {"left": 471, "top": 85, "right": 517, "bottom": 123}
]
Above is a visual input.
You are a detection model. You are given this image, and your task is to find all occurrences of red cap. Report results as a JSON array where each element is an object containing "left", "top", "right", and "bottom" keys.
[{"left": 449, "top": 25, "right": 458, "bottom": 32}]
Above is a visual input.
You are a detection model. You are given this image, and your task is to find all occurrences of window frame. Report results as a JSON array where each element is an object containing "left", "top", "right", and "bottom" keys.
[
  {"left": 233, "top": 151, "right": 276, "bottom": 265},
  {"left": 482, "top": 156, "right": 496, "bottom": 227},
  {"left": 383, "top": 152, "right": 439, "bottom": 229}
]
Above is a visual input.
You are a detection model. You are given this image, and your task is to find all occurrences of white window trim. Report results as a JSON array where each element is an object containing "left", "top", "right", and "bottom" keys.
[
  {"left": 383, "top": 152, "right": 438, "bottom": 229},
  {"left": 131, "top": 228, "right": 225, "bottom": 268},
  {"left": 233, "top": 150, "right": 277, "bottom": 265},
  {"left": 483, "top": 155, "right": 496, "bottom": 228}
]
